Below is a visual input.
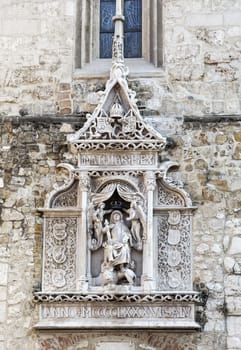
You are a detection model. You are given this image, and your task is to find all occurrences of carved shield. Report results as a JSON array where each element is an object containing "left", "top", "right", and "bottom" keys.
[
  {"left": 167, "top": 248, "right": 181, "bottom": 267},
  {"left": 53, "top": 223, "right": 67, "bottom": 241},
  {"left": 122, "top": 111, "right": 136, "bottom": 133},
  {"left": 168, "top": 229, "right": 181, "bottom": 245},
  {"left": 52, "top": 269, "right": 66, "bottom": 288},
  {"left": 52, "top": 246, "right": 67, "bottom": 264},
  {"left": 97, "top": 115, "right": 113, "bottom": 133},
  {"left": 168, "top": 271, "right": 181, "bottom": 289}
]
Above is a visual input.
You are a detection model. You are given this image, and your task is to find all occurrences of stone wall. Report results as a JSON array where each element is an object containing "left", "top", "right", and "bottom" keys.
[
  {"left": 0, "top": 0, "right": 241, "bottom": 118},
  {"left": 1, "top": 115, "right": 241, "bottom": 349},
  {"left": 1, "top": 0, "right": 241, "bottom": 349}
]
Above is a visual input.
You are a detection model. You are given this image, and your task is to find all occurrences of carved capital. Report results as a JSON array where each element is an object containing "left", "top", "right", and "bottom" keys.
[
  {"left": 77, "top": 276, "right": 89, "bottom": 292},
  {"left": 77, "top": 172, "right": 90, "bottom": 192},
  {"left": 144, "top": 171, "right": 156, "bottom": 192}
]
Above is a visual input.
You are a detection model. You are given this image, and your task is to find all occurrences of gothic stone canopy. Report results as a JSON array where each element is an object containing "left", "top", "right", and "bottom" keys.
[{"left": 34, "top": 1, "right": 201, "bottom": 331}]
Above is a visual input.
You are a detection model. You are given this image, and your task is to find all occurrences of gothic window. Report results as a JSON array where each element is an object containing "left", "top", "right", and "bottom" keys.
[
  {"left": 75, "top": 0, "right": 162, "bottom": 69},
  {"left": 100, "top": 0, "right": 142, "bottom": 59}
]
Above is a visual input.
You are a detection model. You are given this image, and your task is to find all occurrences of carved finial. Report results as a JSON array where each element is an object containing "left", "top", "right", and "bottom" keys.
[
  {"left": 110, "top": 0, "right": 128, "bottom": 80},
  {"left": 112, "top": 0, "right": 124, "bottom": 63}
]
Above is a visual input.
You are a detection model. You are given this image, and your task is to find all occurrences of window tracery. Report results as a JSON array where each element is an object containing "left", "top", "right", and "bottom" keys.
[
  {"left": 100, "top": 0, "right": 142, "bottom": 58},
  {"left": 75, "top": 0, "right": 163, "bottom": 69}
]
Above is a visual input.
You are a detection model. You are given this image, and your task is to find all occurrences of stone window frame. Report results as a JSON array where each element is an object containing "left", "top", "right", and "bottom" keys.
[{"left": 75, "top": 0, "right": 163, "bottom": 71}]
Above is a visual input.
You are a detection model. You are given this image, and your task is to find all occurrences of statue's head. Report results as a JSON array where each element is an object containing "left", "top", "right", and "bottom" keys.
[
  {"left": 130, "top": 200, "right": 136, "bottom": 208},
  {"left": 110, "top": 210, "right": 123, "bottom": 223}
]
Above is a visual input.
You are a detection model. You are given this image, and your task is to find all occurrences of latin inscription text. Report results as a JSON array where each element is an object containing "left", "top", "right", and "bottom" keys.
[
  {"left": 78, "top": 153, "right": 156, "bottom": 167},
  {"left": 42, "top": 305, "right": 192, "bottom": 320}
]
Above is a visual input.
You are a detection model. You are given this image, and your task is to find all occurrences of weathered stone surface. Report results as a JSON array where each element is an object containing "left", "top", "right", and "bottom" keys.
[
  {"left": 37, "top": 331, "right": 227, "bottom": 350},
  {"left": 0, "top": 287, "right": 7, "bottom": 301},
  {"left": 0, "top": 302, "right": 7, "bottom": 323},
  {"left": 186, "top": 14, "right": 223, "bottom": 27},
  {"left": 0, "top": 0, "right": 240, "bottom": 119},
  {"left": 224, "top": 257, "right": 235, "bottom": 273},
  {"left": 0, "top": 264, "right": 8, "bottom": 286},
  {"left": 225, "top": 275, "right": 241, "bottom": 296},
  {"left": 96, "top": 342, "right": 133, "bottom": 350},
  {"left": 227, "top": 316, "right": 241, "bottom": 336},
  {"left": 229, "top": 237, "right": 241, "bottom": 255},
  {"left": 1, "top": 208, "right": 24, "bottom": 221},
  {"left": 226, "top": 296, "right": 241, "bottom": 315},
  {"left": 227, "top": 336, "right": 241, "bottom": 350},
  {"left": 0, "top": 0, "right": 241, "bottom": 348},
  {"left": 0, "top": 114, "right": 236, "bottom": 350}
]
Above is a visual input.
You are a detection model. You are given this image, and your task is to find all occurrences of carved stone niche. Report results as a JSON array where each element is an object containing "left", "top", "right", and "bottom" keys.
[{"left": 34, "top": 51, "right": 201, "bottom": 330}]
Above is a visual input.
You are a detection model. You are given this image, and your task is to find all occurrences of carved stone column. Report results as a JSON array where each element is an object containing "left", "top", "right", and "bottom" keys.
[
  {"left": 142, "top": 171, "right": 156, "bottom": 291},
  {"left": 77, "top": 171, "right": 90, "bottom": 291}
]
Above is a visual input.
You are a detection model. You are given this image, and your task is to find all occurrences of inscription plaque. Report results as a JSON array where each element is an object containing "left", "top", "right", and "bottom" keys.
[
  {"left": 78, "top": 151, "right": 158, "bottom": 169},
  {"left": 36, "top": 302, "right": 199, "bottom": 329}
]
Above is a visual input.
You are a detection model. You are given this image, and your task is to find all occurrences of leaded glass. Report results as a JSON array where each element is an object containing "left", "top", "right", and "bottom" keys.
[
  {"left": 124, "top": 0, "right": 142, "bottom": 57},
  {"left": 100, "top": 0, "right": 116, "bottom": 58},
  {"left": 100, "top": 0, "right": 142, "bottom": 58},
  {"left": 124, "top": 32, "right": 142, "bottom": 58},
  {"left": 124, "top": 0, "right": 142, "bottom": 31}
]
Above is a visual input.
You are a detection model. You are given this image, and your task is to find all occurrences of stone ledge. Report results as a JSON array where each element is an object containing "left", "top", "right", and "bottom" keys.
[
  {"left": 74, "top": 59, "right": 164, "bottom": 80},
  {"left": 2, "top": 114, "right": 241, "bottom": 126},
  {"left": 0, "top": 114, "right": 87, "bottom": 125},
  {"left": 184, "top": 114, "right": 241, "bottom": 123}
]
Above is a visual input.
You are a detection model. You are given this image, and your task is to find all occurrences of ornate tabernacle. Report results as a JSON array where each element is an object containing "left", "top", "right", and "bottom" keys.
[{"left": 34, "top": 0, "right": 201, "bottom": 330}]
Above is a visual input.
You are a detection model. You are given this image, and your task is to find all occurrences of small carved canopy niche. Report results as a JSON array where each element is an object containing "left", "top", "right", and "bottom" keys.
[
  {"left": 154, "top": 176, "right": 195, "bottom": 292},
  {"left": 89, "top": 179, "right": 145, "bottom": 288},
  {"left": 40, "top": 178, "right": 80, "bottom": 293}
]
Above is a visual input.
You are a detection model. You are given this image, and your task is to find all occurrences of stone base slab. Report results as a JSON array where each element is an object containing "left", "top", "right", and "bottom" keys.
[{"left": 34, "top": 302, "right": 200, "bottom": 330}]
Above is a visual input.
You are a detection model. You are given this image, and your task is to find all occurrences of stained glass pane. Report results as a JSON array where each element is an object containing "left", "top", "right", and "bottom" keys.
[
  {"left": 100, "top": 0, "right": 142, "bottom": 58},
  {"left": 124, "top": 0, "right": 142, "bottom": 58},
  {"left": 124, "top": 0, "right": 142, "bottom": 31},
  {"left": 100, "top": 0, "right": 115, "bottom": 32},
  {"left": 124, "top": 31, "right": 142, "bottom": 58},
  {"left": 100, "top": 33, "right": 113, "bottom": 58}
]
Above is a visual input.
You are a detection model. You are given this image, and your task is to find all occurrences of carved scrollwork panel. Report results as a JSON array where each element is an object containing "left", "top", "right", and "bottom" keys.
[
  {"left": 72, "top": 141, "right": 164, "bottom": 151},
  {"left": 33, "top": 292, "right": 202, "bottom": 303},
  {"left": 157, "top": 181, "right": 185, "bottom": 207},
  {"left": 51, "top": 181, "right": 78, "bottom": 208},
  {"left": 157, "top": 213, "right": 192, "bottom": 291},
  {"left": 43, "top": 217, "right": 77, "bottom": 292}
]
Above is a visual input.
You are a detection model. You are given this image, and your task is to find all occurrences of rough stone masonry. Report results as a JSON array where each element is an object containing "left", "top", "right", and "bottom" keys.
[{"left": 1, "top": 0, "right": 241, "bottom": 349}]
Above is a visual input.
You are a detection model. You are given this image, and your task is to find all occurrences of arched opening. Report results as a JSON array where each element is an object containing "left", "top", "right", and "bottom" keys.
[{"left": 90, "top": 181, "right": 145, "bottom": 286}]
